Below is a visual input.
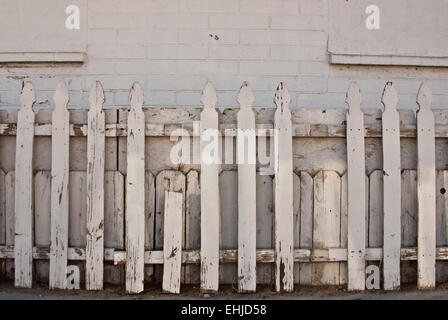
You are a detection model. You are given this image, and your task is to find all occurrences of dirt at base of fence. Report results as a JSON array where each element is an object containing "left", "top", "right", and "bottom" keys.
[{"left": 1, "top": 281, "right": 448, "bottom": 300}]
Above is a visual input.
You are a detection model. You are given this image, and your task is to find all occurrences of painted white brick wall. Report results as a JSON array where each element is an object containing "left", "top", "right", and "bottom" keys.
[{"left": 0, "top": 0, "right": 447, "bottom": 111}]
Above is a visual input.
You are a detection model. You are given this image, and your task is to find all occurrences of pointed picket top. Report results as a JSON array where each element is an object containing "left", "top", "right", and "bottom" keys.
[
  {"left": 88, "top": 81, "right": 105, "bottom": 112},
  {"left": 346, "top": 82, "right": 362, "bottom": 115},
  {"left": 417, "top": 82, "right": 432, "bottom": 112},
  {"left": 20, "top": 81, "right": 36, "bottom": 111},
  {"left": 237, "top": 81, "right": 254, "bottom": 110},
  {"left": 381, "top": 82, "right": 398, "bottom": 113},
  {"left": 201, "top": 81, "right": 218, "bottom": 109},
  {"left": 274, "top": 82, "right": 291, "bottom": 112},
  {"left": 129, "top": 82, "right": 144, "bottom": 112},
  {"left": 53, "top": 81, "right": 69, "bottom": 111}
]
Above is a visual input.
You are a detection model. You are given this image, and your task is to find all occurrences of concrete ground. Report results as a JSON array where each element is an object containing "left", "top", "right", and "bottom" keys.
[{"left": 1, "top": 281, "right": 448, "bottom": 299}]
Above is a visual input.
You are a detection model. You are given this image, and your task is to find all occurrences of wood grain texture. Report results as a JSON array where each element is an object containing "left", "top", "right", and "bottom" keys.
[
  {"left": 273, "top": 83, "right": 294, "bottom": 292},
  {"left": 162, "top": 191, "right": 183, "bottom": 294},
  {"left": 237, "top": 82, "right": 257, "bottom": 293},
  {"left": 0, "top": 170, "right": 5, "bottom": 247},
  {"left": 125, "top": 83, "right": 146, "bottom": 294},
  {"left": 104, "top": 171, "right": 125, "bottom": 285},
  {"left": 299, "top": 172, "right": 313, "bottom": 285},
  {"left": 49, "top": 82, "right": 70, "bottom": 289},
  {"left": 436, "top": 170, "right": 448, "bottom": 283},
  {"left": 144, "top": 171, "right": 155, "bottom": 282},
  {"left": 381, "top": 82, "right": 401, "bottom": 290},
  {"left": 155, "top": 170, "right": 186, "bottom": 283},
  {"left": 219, "top": 171, "right": 237, "bottom": 284},
  {"left": 185, "top": 170, "right": 200, "bottom": 285},
  {"left": 5, "top": 171, "right": 15, "bottom": 279},
  {"left": 14, "top": 82, "right": 35, "bottom": 288},
  {"left": 416, "top": 83, "right": 436, "bottom": 289},
  {"left": 200, "top": 82, "right": 220, "bottom": 293},
  {"left": 293, "top": 173, "right": 301, "bottom": 284},
  {"left": 346, "top": 82, "right": 366, "bottom": 291},
  {"left": 256, "top": 175, "right": 274, "bottom": 285},
  {"left": 34, "top": 171, "right": 51, "bottom": 283},
  {"left": 312, "top": 171, "right": 341, "bottom": 285},
  {"left": 86, "top": 81, "right": 106, "bottom": 290}
]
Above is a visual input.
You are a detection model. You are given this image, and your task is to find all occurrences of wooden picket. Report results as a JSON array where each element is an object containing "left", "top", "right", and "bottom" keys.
[
  {"left": 237, "top": 82, "right": 257, "bottom": 293},
  {"left": 162, "top": 191, "right": 183, "bottom": 294},
  {"left": 312, "top": 171, "right": 341, "bottom": 285},
  {"left": 416, "top": 83, "right": 436, "bottom": 289},
  {"left": 273, "top": 83, "right": 294, "bottom": 292},
  {"left": 49, "top": 82, "right": 70, "bottom": 289},
  {"left": 125, "top": 83, "right": 145, "bottom": 294},
  {"left": 86, "top": 81, "right": 106, "bottom": 290},
  {"left": 0, "top": 79, "right": 447, "bottom": 294},
  {"left": 199, "top": 81, "right": 220, "bottom": 293},
  {"left": 14, "top": 82, "right": 35, "bottom": 288},
  {"left": 381, "top": 82, "right": 401, "bottom": 290},
  {"left": 345, "top": 82, "right": 366, "bottom": 291}
]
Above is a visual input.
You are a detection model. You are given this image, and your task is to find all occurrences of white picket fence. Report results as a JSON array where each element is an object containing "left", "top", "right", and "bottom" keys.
[{"left": 0, "top": 79, "right": 444, "bottom": 293}]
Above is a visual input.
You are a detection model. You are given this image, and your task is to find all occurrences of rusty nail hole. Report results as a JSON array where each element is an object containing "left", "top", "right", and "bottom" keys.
[{"left": 441, "top": 188, "right": 446, "bottom": 194}]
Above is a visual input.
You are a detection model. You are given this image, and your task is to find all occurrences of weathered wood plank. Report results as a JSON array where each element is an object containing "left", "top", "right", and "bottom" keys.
[
  {"left": 401, "top": 169, "right": 418, "bottom": 283},
  {"left": 369, "top": 170, "right": 383, "bottom": 249},
  {"left": 219, "top": 171, "right": 237, "bottom": 284},
  {"left": 34, "top": 171, "right": 51, "bottom": 283},
  {"left": 14, "top": 82, "right": 35, "bottom": 288},
  {"left": 104, "top": 171, "right": 124, "bottom": 285},
  {"left": 6, "top": 245, "right": 448, "bottom": 265},
  {"left": 144, "top": 171, "right": 155, "bottom": 282},
  {"left": 256, "top": 175, "right": 274, "bottom": 285},
  {"left": 237, "top": 82, "right": 257, "bottom": 293},
  {"left": 125, "top": 83, "right": 146, "bottom": 294},
  {"left": 185, "top": 170, "right": 200, "bottom": 284},
  {"left": 436, "top": 171, "right": 448, "bottom": 248},
  {"left": 5, "top": 171, "right": 15, "bottom": 279},
  {"left": 299, "top": 172, "right": 313, "bottom": 285},
  {"left": 293, "top": 173, "right": 300, "bottom": 285},
  {"left": 0, "top": 170, "right": 5, "bottom": 248},
  {"left": 155, "top": 170, "right": 186, "bottom": 283},
  {"left": 49, "top": 82, "right": 70, "bottom": 289},
  {"left": 416, "top": 83, "right": 436, "bottom": 289},
  {"left": 340, "top": 172, "right": 348, "bottom": 285},
  {"left": 86, "top": 81, "right": 106, "bottom": 290},
  {"left": 162, "top": 191, "right": 183, "bottom": 294},
  {"left": 346, "top": 82, "right": 366, "bottom": 291},
  {"left": 312, "top": 171, "right": 341, "bottom": 285},
  {"left": 273, "top": 83, "right": 294, "bottom": 292},
  {"left": 382, "top": 82, "right": 401, "bottom": 290},
  {"left": 436, "top": 170, "right": 448, "bottom": 283},
  {"left": 200, "top": 82, "right": 220, "bottom": 293},
  {"left": 0, "top": 170, "right": 4, "bottom": 279}
]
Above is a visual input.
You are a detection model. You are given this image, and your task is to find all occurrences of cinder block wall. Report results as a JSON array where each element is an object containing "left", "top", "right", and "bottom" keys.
[{"left": 0, "top": 0, "right": 447, "bottom": 111}]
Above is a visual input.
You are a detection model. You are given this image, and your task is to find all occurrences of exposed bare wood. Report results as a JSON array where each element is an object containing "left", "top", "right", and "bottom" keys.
[
  {"left": 416, "top": 83, "right": 436, "bottom": 289},
  {"left": 34, "top": 171, "right": 51, "bottom": 283},
  {"left": 299, "top": 172, "right": 313, "bottom": 285},
  {"left": 273, "top": 83, "right": 294, "bottom": 292},
  {"left": 14, "top": 81, "right": 36, "bottom": 288},
  {"left": 125, "top": 83, "right": 146, "bottom": 294},
  {"left": 185, "top": 171, "right": 200, "bottom": 284},
  {"left": 86, "top": 81, "right": 106, "bottom": 290},
  {"left": 312, "top": 171, "right": 341, "bottom": 285},
  {"left": 49, "top": 82, "right": 70, "bottom": 289},
  {"left": 162, "top": 191, "right": 183, "bottom": 294},
  {"left": 5, "top": 171, "right": 15, "bottom": 279}
]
